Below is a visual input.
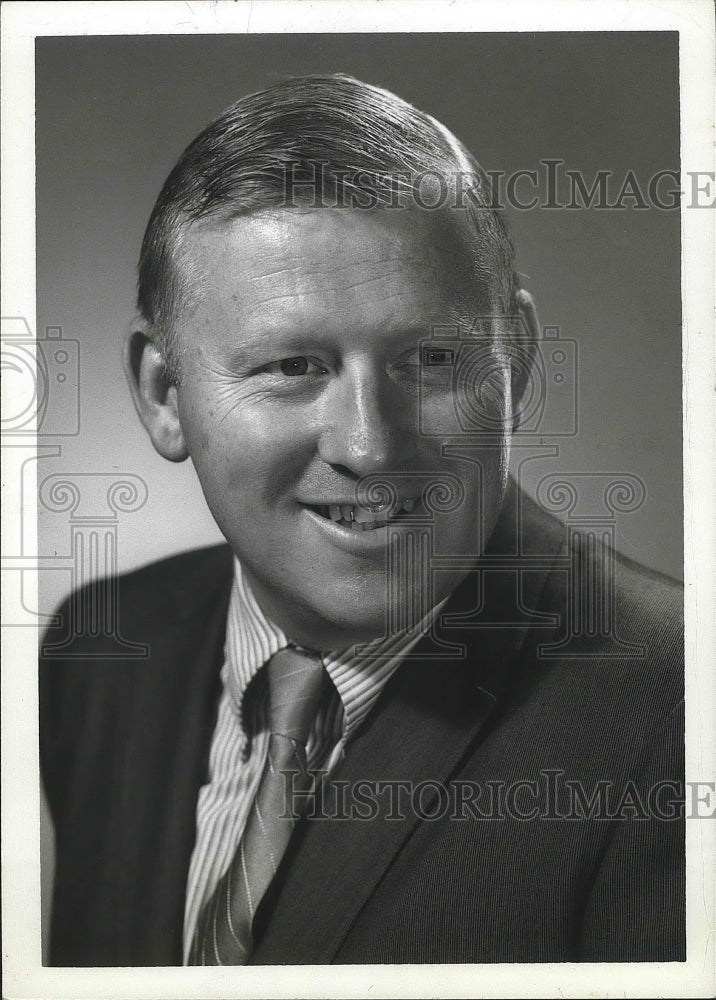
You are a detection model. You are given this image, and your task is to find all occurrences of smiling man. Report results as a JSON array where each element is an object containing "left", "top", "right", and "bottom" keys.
[
  {"left": 133, "top": 205, "right": 511, "bottom": 649},
  {"left": 40, "top": 75, "right": 685, "bottom": 967}
]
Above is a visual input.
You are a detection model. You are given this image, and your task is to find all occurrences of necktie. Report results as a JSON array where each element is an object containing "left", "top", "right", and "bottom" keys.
[{"left": 189, "top": 645, "right": 324, "bottom": 965}]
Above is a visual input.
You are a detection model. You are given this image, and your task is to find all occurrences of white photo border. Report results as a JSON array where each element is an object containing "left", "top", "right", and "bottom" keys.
[{"left": 2, "top": 2, "right": 714, "bottom": 998}]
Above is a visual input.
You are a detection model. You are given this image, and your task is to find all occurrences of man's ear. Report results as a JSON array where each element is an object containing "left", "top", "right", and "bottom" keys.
[
  {"left": 123, "top": 322, "right": 189, "bottom": 462},
  {"left": 511, "top": 288, "right": 540, "bottom": 431}
]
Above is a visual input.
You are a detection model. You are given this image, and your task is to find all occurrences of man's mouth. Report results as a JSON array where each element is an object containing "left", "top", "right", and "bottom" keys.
[{"left": 303, "top": 497, "right": 418, "bottom": 532}]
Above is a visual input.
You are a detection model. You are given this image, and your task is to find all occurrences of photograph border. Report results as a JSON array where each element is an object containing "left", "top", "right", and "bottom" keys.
[{"left": 2, "top": 2, "right": 714, "bottom": 998}]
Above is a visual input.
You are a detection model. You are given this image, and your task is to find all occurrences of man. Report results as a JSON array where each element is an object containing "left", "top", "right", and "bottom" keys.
[{"left": 40, "top": 74, "right": 684, "bottom": 966}]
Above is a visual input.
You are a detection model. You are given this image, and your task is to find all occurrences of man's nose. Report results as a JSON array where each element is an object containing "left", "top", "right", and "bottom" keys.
[{"left": 317, "top": 368, "right": 417, "bottom": 476}]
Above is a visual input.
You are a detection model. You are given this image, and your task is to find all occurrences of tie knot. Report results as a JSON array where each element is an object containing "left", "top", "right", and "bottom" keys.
[{"left": 266, "top": 646, "right": 324, "bottom": 744}]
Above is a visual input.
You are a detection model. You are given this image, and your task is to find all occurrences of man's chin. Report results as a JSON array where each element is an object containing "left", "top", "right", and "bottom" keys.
[{"left": 287, "top": 602, "right": 397, "bottom": 651}]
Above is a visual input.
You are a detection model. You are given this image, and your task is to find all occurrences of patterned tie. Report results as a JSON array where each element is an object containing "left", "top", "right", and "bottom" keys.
[{"left": 189, "top": 645, "right": 325, "bottom": 965}]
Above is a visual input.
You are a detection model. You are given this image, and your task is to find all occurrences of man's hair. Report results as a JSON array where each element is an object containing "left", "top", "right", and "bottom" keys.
[{"left": 137, "top": 73, "right": 517, "bottom": 366}]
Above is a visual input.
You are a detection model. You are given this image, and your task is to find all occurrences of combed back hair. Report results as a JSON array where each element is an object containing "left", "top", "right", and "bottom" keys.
[{"left": 137, "top": 73, "right": 518, "bottom": 367}]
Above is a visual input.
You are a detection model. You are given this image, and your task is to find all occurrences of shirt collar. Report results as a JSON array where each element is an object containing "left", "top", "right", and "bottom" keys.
[{"left": 224, "top": 557, "right": 448, "bottom": 743}]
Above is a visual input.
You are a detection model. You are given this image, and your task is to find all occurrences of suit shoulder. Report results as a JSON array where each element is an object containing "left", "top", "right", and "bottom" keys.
[
  {"left": 530, "top": 535, "right": 684, "bottom": 733},
  {"left": 51, "top": 543, "right": 232, "bottom": 628},
  {"left": 39, "top": 543, "right": 234, "bottom": 669},
  {"left": 116, "top": 541, "right": 233, "bottom": 589},
  {"left": 39, "top": 545, "right": 232, "bottom": 774},
  {"left": 613, "top": 548, "right": 683, "bottom": 615},
  {"left": 112, "top": 543, "right": 234, "bottom": 610},
  {"left": 547, "top": 523, "right": 683, "bottom": 634},
  {"left": 605, "top": 545, "right": 683, "bottom": 663}
]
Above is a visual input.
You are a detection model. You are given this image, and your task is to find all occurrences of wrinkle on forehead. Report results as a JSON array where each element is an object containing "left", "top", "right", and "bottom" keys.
[{"left": 247, "top": 253, "right": 425, "bottom": 284}]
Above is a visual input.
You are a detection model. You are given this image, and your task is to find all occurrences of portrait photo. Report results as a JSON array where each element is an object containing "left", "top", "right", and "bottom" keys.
[{"left": 2, "top": 3, "right": 714, "bottom": 999}]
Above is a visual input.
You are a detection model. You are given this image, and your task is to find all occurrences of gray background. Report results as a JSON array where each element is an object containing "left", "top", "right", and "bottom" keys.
[{"left": 36, "top": 31, "right": 683, "bottom": 623}]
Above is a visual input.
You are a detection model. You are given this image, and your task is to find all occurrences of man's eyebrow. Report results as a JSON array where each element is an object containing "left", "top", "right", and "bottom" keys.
[
  {"left": 212, "top": 293, "right": 490, "bottom": 355},
  {"left": 220, "top": 330, "right": 330, "bottom": 362}
]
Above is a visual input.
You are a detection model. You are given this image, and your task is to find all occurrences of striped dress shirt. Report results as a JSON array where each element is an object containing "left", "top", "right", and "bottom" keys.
[{"left": 182, "top": 556, "right": 447, "bottom": 960}]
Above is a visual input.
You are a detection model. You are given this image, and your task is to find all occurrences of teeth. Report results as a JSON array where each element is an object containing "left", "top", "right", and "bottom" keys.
[
  {"left": 353, "top": 505, "right": 381, "bottom": 524},
  {"left": 318, "top": 496, "right": 419, "bottom": 529}
]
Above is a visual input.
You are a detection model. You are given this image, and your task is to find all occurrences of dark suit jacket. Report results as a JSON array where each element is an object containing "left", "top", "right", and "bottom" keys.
[{"left": 40, "top": 486, "right": 685, "bottom": 966}]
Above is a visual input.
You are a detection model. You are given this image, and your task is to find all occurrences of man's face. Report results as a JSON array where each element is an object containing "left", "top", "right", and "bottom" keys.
[{"left": 171, "top": 207, "right": 514, "bottom": 648}]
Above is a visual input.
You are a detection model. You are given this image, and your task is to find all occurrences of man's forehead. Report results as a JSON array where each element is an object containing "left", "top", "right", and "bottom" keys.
[
  {"left": 175, "top": 206, "right": 487, "bottom": 320},
  {"left": 186, "top": 205, "right": 470, "bottom": 260}
]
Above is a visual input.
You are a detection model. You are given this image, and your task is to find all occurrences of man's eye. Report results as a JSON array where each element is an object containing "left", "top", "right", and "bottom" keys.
[
  {"left": 422, "top": 347, "right": 455, "bottom": 367},
  {"left": 264, "top": 356, "right": 325, "bottom": 377},
  {"left": 280, "top": 357, "right": 310, "bottom": 376}
]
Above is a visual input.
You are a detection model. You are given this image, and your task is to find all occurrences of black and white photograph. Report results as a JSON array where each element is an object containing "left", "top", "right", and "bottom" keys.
[{"left": 1, "top": 2, "right": 714, "bottom": 998}]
